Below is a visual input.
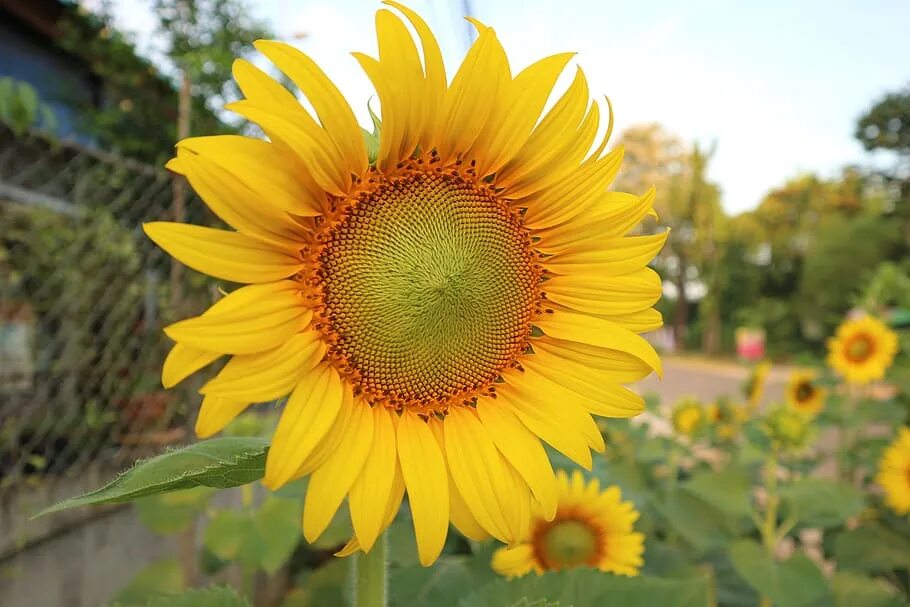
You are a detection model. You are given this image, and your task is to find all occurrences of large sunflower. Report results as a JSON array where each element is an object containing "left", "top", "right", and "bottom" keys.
[
  {"left": 785, "top": 369, "right": 826, "bottom": 416},
  {"left": 144, "top": 2, "right": 664, "bottom": 566},
  {"left": 491, "top": 469, "right": 644, "bottom": 577},
  {"left": 875, "top": 427, "right": 910, "bottom": 515},
  {"left": 827, "top": 316, "right": 898, "bottom": 385}
]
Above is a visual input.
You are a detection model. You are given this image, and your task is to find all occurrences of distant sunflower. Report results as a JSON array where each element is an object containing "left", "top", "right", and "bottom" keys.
[
  {"left": 876, "top": 427, "right": 910, "bottom": 515},
  {"left": 144, "top": 2, "right": 664, "bottom": 565},
  {"left": 671, "top": 398, "right": 705, "bottom": 437},
  {"left": 744, "top": 361, "right": 771, "bottom": 410},
  {"left": 827, "top": 316, "right": 898, "bottom": 385},
  {"left": 785, "top": 370, "right": 826, "bottom": 416},
  {"left": 492, "top": 470, "right": 644, "bottom": 577}
]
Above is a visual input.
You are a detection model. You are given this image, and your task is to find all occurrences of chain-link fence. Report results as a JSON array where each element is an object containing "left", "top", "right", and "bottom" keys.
[{"left": 0, "top": 125, "right": 213, "bottom": 497}]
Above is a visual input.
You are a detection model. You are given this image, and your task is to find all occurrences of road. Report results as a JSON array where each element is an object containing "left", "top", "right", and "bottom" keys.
[{"left": 636, "top": 356, "right": 790, "bottom": 407}]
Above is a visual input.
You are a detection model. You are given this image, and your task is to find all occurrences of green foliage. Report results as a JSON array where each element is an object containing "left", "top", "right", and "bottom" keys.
[
  {"left": 147, "top": 587, "right": 251, "bottom": 607},
  {"left": 203, "top": 494, "right": 302, "bottom": 574},
  {"left": 856, "top": 87, "right": 910, "bottom": 154},
  {"left": 0, "top": 77, "right": 56, "bottom": 135},
  {"left": 135, "top": 486, "right": 215, "bottom": 534},
  {"left": 778, "top": 479, "right": 865, "bottom": 528},
  {"left": 112, "top": 559, "right": 185, "bottom": 606},
  {"left": 36, "top": 437, "right": 268, "bottom": 515},
  {"left": 728, "top": 540, "right": 831, "bottom": 607},
  {"left": 832, "top": 572, "right": 904, "bottom": 607},
  {"left": 459, "top": 570, "right": 711, "bottom": 607},
  {"left": 834, "top": 523, "right": 910, "bottom": 572},
  {"left": 681, "top": 468, "right": 755, "bottom": 519}
]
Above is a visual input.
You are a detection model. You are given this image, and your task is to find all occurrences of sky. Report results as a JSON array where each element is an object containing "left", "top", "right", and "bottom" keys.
[{"left": 95, "top": 0, "right": 910, "bottom": 214}]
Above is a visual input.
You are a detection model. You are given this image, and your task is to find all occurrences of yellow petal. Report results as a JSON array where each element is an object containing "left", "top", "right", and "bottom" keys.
[
  {"left": 335, "top": 462, "right": 405, "bottom": 558},
  {"left": 303, "top": 398, "right": 374, "bottom": 542},
  {"left": 382, "top": 1, "right": 446, "bottom": 150},
  {"left": 143, "top": 222, "right": 304, "bottom": 284},
  {"left": 263, "top": 364, "right": 345, "bottom": 489},
  {"left": 544, "top": 267, "right": 662, "bottom": 316},
  {"left": 428, "top": 420, "right": 490, "bottom": 542},
  {"left": 592, "top": 308, "right": 663, "bottom": 333},
  {"left": 254, "top": 40, "right": 367, "bottom": 175},
  {"left": 542, "top": 231, "right": 668, "bottom": 277},
  {"left": 195, "top": 395, "right": 251, "bottom": 438},
  {"left": 397, "top": 411, "right": 449, "bottom": 566},
  {"left": 163, "top": 282, "right": 310, "bottom": 355},
  {"left": 471, "top": 52, "right": 574, "bottom": 177},
  {"left": 175, "top": 134, "right": 322, "bottom": 217},
  {"left": 491, "top": 544, "right": 537, "bottom": 577},
  {"left": 444, "top": 407, "right": 527, "bottom": 542},
  {"left": 199, "top": 331, "right": 325, "bottom": 402},
  {"left": 495, "top": 381, "right": 593, "bottom": 469},
  {"left": 162, "top": 343, "right": 221, "bottom": 389},
  {"left": 226, "top": 101, "right": 350, "bottom": 197},
  {"left": 475, "top": 400, "right": 558, "bottom": 520},
  {"left": 520, "top": 353, "right": 644, "bottom": 418},
  {"left": 532, "top": 337, "right": 653, "bottom": 383},
  {"left": 535, "top": 188, "right": 657, "bottom": 254},
  {"left": 534, "top": 309, "right": 662, "bottom": 376},
  {"left": 349, "top": 405, "right": 398, "bottom": 552},
  {"left": 435, "top": 26, "right": 508, "bottom": 162},
  {"left": 291, "top": 388, "right": 358, "bottom": 479}
]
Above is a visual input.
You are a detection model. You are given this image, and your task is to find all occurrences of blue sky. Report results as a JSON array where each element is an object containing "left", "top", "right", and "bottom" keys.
[{"left": 98, "top": 0, "right": 910, "bottom": 213}]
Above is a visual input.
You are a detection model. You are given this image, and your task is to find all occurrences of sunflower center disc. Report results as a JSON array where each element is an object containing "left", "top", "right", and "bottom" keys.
[
  {"left": 538, "top": 519, "right": 600, "bottom": 569},
  {"left": 795, "top": 382, "right": 814, "bottom": 402},
  {"left": 317, "top": 170, "right": 540, "bottom": 411},
  {"left": 846, "top": 335, "right": 873, "bottom": 362}
]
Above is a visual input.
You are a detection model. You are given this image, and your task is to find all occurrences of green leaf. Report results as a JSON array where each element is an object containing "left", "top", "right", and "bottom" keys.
[
  {"left": 36, "top": 438, "right": 269, "bottom": 516},
  {"left": 779, "top": 478, "right": 865, "bottom": 528},
  {"left": 391, "top": 556, "right": 476, "bottom": 607},
  {"left": 284, "top": 558, "right": 349, "bottom": 607},
  {"left": 682, "top": 468, "right": 755, "bottom": 518},
  {"left": 459, "top": 570, "right": 710, "bottom": 607},
  {"left": 135, "top": 487, "right": 215, "bottom": 534},
  {"left": 653, "top": 491, "right": 738, "bottom": 554},
  {"left": 203, "top": 495, "right": 301, "bottom": 574},
  {"left": 112, "top": 559, "right": 184, "bottom": 606},
  {"left": 834, "top": 524, "right": 910, "bottom": 572},
  {"left": 728, "top": 539, "right": 831, "bottom": 607},
  {"left": 832, "top": 572, "right": 904, "bottom": 607},
  {"left": 147, "top": 586, "right": 251, "bottom": 607}
]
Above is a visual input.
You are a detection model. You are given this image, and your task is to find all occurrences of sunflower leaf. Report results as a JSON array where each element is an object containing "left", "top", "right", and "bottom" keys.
[
  {"left": 778, "top": 478, "right": 865, "bottom": 528},
  {"left": 34, "top": 437, "right": 269, "bottom": 517}
]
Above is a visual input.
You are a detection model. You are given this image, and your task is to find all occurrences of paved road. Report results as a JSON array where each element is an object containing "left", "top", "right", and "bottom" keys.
[{"left": 637, "top": 356, "right": 789, "bottom": 407}]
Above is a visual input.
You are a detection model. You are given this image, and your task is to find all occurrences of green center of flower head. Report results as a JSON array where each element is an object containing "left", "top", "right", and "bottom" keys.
[
  {"left": 539, "top": 519, "right": 600, "bottom": 569},
  {"left": 317, "top": 168, "right": 541, "bottom": 412},
  {"left": 846, "top": 335, "right": 873, "bottom": 363}
]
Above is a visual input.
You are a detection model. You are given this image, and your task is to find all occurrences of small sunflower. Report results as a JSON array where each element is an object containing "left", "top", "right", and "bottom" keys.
[
  {"left": 785, "top": 369, "right": 826, "bottom": 416},
  {"left": 762, "top": 405, "right": 814, "bottom": 453},
  {"left": 744, "top": 361, "right": 771, "bottom": 410},
  {"left": 491, "top": 470, "right": 644, "bottom": 577},
  {"left": 827, "top": 316, "right": 898, "bottom": 385},
  {"left": 671, "top": 398, "right": 705, "bottom": 437},
  {"left": 706, "top": 399, "right": 745, "bottom": 441},
  {"left": 875, "top": 427, "right": 910, "bottom": 515},
  {"left": 144, "top": 3, "right": 664, "bottom": 565}
]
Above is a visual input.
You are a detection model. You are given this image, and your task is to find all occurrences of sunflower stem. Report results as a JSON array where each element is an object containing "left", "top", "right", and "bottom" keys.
[
  {"left": 353, "top": 532, "right": 388, "bottom": 607},
  {"left": 759, "top": 449, "right": 779, "bottom": 607}
]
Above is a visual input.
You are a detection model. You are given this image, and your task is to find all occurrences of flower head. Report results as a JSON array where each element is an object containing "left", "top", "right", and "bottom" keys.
[
  {"left": 827, "top": 316, "right": 897, "bottom": 385},
  {"left": 491, "top": 470, "right": 644, "bottom": 577},
  {"left": 744, "top": 361, "right": 771, "bottom": 410},
  {"left": 671, "top": 398, "right": 705, "bottom": 437},
  {"left": 785, "top": 369, "right": 826, "bottom": 416},
  {"left": 875, "top": 427, "right": 910, "bottom": 515},
  {"left": 144, "top": 3, "right": 664, "bottom": 565},
  {"left": 762, "top": 405, "right": 814, "bottom": 453}
]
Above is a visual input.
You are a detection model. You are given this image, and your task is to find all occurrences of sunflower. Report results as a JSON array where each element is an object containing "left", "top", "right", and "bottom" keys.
[
  {"left": 491, "top": 470, "right": 644, "bottom": 577},
  {"left": 144, "top": 2, "right": 664, "bottom": 566},
  {"left": 827, "top": 316, "right": 898, "bottom": 385},
  {"left": 744, "top": 361, "right": 771, "bottom": 410},
  {"left": 706, "top": 399, "right": 746, "bottom": 441},
  {"left": 671, "top": 398, "right": 705, "bottom": 437},
  {"left": 875, "top": 427, "right": 910, "bottom": 515},
  {"left": 785, "top": 369, "right": 826, "bottom": 416},
  {"left": 762, "top": 405, "right": 814, "bottom": 453}
]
